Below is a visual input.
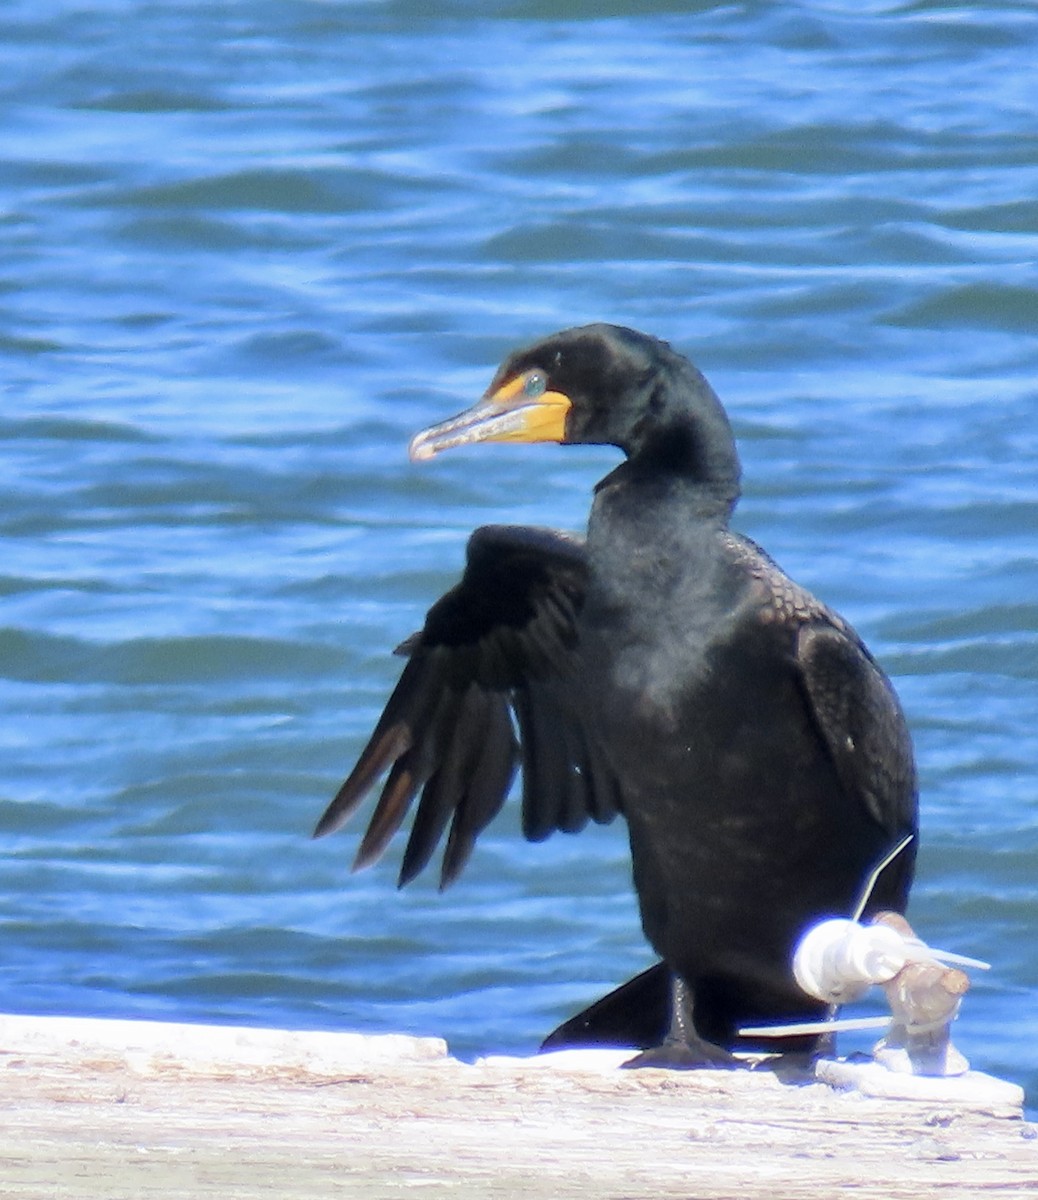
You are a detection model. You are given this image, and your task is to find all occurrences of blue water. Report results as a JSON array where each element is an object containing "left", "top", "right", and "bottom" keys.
[{"left": 1, "top": 0, "right": 1036, "bottom": 1110}]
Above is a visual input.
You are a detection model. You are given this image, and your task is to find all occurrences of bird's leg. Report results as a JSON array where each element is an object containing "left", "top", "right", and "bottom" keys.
[{"left": 621, "top": 975, "right": 741, "bottom": 1070}]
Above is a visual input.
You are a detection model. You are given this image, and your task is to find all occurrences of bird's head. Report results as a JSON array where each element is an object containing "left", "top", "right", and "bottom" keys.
[{"left": 409, "top": 323, "right": 740, "bottom": 498}]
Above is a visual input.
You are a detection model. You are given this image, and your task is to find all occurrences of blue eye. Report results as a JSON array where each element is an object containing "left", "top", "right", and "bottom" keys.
[{"left": 523, "top": 370, "right": 547, "bottom": 398}]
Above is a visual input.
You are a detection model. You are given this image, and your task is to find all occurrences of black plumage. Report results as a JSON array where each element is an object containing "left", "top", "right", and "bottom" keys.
[{"left": 315, "top": 323, "right": 918, "bottom": 1065}]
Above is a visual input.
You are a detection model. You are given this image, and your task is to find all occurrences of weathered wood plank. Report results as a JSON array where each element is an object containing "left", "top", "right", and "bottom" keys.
[{"left": 0, "top": 1014, "right": 1033, "bottom": 1199}]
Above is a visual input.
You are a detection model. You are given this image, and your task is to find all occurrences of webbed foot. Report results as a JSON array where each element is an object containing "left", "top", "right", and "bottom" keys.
[
  {"left": 619, "top": 974, "right": 744, "bottom": 1070},
  {"left": 622, "top": 1035, "right": 742, "bottom": 1071}
]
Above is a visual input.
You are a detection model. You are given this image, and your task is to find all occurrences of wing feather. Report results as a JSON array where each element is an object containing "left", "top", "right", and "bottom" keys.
[
  {"left": 397, "top": 687, "right": 507, "bottom": 887},
  {"left": 439, "top": 697, "right": 518, "bottom": 888},
  {"left": 796, "top": 622, "right": 916, "bottom": 841}
]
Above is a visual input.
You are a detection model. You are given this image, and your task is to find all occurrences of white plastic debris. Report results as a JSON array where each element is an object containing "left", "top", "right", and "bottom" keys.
[
  {"left": 792, "top": 917, "right": 990, "bottom": 1007},
  {"left": 793, "top": 918, "right": 907, "bottom": 1004}
]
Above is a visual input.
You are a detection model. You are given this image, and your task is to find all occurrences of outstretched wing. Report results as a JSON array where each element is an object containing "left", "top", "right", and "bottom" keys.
[{"left": 314, "top": 525, "right": 623, "bottom": 889}]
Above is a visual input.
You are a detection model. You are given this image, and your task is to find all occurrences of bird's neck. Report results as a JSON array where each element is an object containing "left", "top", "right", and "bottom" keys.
[
  {"left": 594, "top": 444, "right": 739, "bottom": 524},
  {"left": 588, "top": 460, "right": 735, "bottom": 596}
]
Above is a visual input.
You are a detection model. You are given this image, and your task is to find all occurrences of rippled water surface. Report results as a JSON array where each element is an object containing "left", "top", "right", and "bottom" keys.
[{"left": 2, "top": 1, "right": 1036, "bottom": 1107}]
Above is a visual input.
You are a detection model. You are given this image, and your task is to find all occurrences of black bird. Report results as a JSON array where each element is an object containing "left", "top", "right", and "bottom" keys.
[{"left": 314, "top": 324, "right": 918, "bottom": 1066}]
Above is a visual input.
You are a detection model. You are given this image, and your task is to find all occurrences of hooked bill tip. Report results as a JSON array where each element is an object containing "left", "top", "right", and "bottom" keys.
[{"left": 408, "top": 434, "right": 438, "bottom": 463}]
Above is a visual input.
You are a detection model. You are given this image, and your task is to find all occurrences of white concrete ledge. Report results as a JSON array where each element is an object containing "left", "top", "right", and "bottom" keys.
[
  {"left": 0, "top": 1013, "right": 1033, "bottom": 1198},
  {"left": 0, "top": 1010, "right": 447, "bottom": 1075}
]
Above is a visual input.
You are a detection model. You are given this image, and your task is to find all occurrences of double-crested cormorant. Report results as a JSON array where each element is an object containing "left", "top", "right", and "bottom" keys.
[{"left": 315, "top": 324, "right": 918, "bottom": 1066}]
